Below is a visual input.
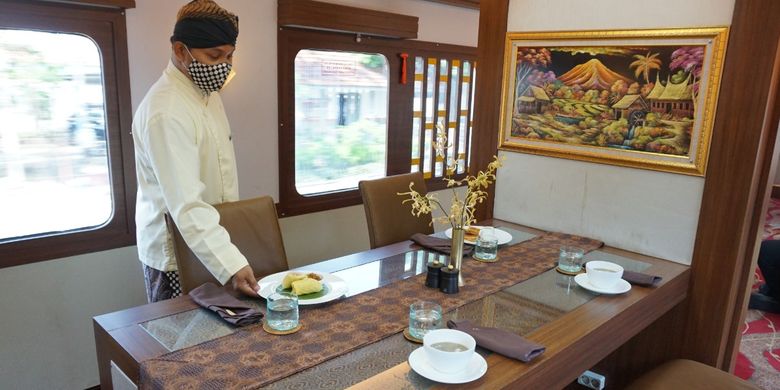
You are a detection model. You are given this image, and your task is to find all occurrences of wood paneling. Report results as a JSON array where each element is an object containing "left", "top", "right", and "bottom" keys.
[
  {"left": 94, "top": 321, "right": 113, "bottom": 390},
  {"left": 564, "top": 300, "right": 690, "bottom": 389},
  {"left": 725, "top": 40, "right": 780, "bottom": 371},
  {"left": 41, "top": 0, "right": 135, "bottom": 8},
  {"left": 470, "top": 0, "right": 509, "bottom": 221},
  {"left": 424, "top": 0, "right": 480, "bottom": 10},
  {"left": 278, "top": 0, "right": 418, "bottom": 39},
  {"left": 684, "top": 0, "right": 780, "bottom": 369}
]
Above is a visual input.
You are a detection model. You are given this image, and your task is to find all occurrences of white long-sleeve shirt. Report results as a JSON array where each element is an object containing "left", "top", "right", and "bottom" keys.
[{"left": 132, "top": 61, "right": 248, "bottom": 284}]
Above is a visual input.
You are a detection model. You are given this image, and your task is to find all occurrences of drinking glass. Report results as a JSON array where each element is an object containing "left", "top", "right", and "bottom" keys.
[
  {"left": 474, "top": 228, "right": 499, "bottom": 261},
  {"left": 558, "top": 246, "right": 585, "bottom": 273},
  {"left": 266, "top": 292, "right": 299, "bottom": 331},
  {"left": 409, "top": 301, "right": 442, "bottom": 339}
]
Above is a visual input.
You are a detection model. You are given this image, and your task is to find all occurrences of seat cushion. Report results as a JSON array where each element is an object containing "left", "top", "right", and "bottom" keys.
[{"left": 627, "top": 359, "right": 759, "bottom": 390}]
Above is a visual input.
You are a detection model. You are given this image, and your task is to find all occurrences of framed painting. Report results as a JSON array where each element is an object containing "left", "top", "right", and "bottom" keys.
[{"left": 498, "top": 28, "right": 728, "bottom": 176}]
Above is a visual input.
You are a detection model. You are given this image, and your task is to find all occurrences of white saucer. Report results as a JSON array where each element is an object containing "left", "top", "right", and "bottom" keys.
[
  {"left": 408, "top": 347, "right": 487, "bottom": 384},
  {"left": 574, "top": 273, "right": 631, "bottom": 295}
]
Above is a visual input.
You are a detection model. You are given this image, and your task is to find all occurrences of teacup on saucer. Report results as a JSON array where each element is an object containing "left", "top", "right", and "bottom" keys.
[
  {"left": 422, "top": 329, "right": 476, "bottom": 374},
  {"left": 585, "top": 261, "right": 624, "bottom": 289},
  {"left": 408, "top": 347, "right": 487, "bottom": 384}
]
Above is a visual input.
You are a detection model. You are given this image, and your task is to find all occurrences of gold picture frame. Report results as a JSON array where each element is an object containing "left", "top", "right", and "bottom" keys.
[{"left": 498, "top": 28, "right": 728, "bottom": 176}]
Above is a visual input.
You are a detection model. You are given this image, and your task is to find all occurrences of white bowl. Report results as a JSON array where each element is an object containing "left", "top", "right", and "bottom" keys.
[
  {"left": 422, "top": 329, "right": 476, "bottom": 374},
  {"left": 586, "top": 260, "right": 624, "bottom": 289}
]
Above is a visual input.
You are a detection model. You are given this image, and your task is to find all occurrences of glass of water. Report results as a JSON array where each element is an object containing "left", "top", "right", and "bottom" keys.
[
  {"left": 474, "top": 228, "right": 499, "bottom": 261},
  {"left": 558, "top": 246, "right": 585, "bottom": 273},
  {"left": 266, "top": 292, "right": 299, "bottom": 331},
  {"left": 409, "top": 300, "right": 442, "bottom": 340}
]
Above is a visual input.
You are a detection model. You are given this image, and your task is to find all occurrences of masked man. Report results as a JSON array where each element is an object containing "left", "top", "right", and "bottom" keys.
[{"left": 132, "top": 0, "right": 257, "bottom": 302}]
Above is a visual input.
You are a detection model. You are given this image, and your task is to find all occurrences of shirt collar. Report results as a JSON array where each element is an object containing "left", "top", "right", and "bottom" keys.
[{"left": 165, "top": 60, "right": 210, "bottom": 103}]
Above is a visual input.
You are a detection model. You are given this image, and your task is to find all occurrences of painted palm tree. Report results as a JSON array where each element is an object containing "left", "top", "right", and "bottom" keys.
[{"left": 629, "top": 51, "right": 662, "bottom": 84}]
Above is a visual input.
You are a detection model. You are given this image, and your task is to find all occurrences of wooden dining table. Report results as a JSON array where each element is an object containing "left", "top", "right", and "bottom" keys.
[{"left": 93, "top": 219, "right": 690, "bottom": 389}]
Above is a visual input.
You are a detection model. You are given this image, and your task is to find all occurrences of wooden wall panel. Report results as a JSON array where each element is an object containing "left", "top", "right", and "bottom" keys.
[
  {"left": 43, "top": 0, "right": 135, "bottom": 8},
  {"left": 278, "top": 0, "right": 418, "bottom": 39},
  {"left": 471, "top": 0, "right": 509, "bottom": 221},
  {"left": 724, "top": 41, "right": 780, "bottom": 371},
  {"left": 424, "top": 0, "right": 480, "bottom": 10},
  {"left": 683, "top": 0, "right": 780, "bottom": 369}
]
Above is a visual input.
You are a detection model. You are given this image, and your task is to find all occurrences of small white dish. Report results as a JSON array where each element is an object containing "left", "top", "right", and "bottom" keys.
[
  {"left": 574, "top": 273, "right": 631, "bottom": 295},
  {"left": 257, "top": 270, "right": 348, "bottom": 305},
  {"left": 444, "top": 226, "right": 513, "bottom": 245},
  {"left": 408, "top": 347, "right": 487, "bottom": 384}
]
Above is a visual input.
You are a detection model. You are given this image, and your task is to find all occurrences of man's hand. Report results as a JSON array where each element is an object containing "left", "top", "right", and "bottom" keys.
[{"left": 231, "top": 265, "right": 259, "bottom": 297}]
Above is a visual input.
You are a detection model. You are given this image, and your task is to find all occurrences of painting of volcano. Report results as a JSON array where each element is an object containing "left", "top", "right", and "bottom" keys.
[
  {"left": 557, "top": 58, "right": 631, "bottom": 90},
  {"left": 499, "top": 29, "right": 729, "bottom": 176}
]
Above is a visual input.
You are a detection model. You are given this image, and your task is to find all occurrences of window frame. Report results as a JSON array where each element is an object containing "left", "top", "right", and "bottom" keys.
[
  {"left": 0, "top": 0, "right": 136, "bottom": 268},
  {"left": 277, "top": 27, "right": 476, "bottom": 217}
]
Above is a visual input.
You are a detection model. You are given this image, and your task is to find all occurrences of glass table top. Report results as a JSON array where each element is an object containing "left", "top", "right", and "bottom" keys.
[{"left": 139, "top": 227, "right": 649, "bottom": 389}]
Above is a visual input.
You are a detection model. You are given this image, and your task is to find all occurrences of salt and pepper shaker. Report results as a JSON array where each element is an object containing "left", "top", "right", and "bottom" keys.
[
  {"left": 439, "top": 265, "right": 459, "bottom": 294},
  {"left": 425, "top": 259, "right": 443, "bottom": 288}
]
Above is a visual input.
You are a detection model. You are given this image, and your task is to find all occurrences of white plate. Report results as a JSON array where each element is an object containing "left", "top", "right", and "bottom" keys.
[
  {"left": 408, "top": 347, "right": 487, "bottom": 384},
  {"left": 444, "top": 226, "right": 513, "bottom": 245},
  {"left": 574, "top": 273, "right": 631, "bottom": 295},
  {"left": 257, "top": 270, "right": 348, "bottom": 305}
]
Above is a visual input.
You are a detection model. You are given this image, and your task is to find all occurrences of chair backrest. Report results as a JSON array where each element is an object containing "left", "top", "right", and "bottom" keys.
[
  {"left": 359, "top": 172, "right": 434, "bottom": 249},
  {"left": 167, "top": 196, "right": 289, "bottom": 294}
]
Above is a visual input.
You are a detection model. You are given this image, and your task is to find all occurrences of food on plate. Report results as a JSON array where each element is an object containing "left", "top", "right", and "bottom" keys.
[
  {"left": 291, "top": 277, "right": 323, "bottom": 296},
  {"left": 465, "top": 226, "right": 481, "bottom": 241},
  {"left": 281, "top": 272, "right": 307, "bottom": 289},
  {"left": 278, "top": 271, "right": 325, "bottom": 295}
]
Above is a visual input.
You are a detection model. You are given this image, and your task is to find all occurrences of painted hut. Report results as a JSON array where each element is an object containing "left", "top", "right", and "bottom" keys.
[
  {"left": 647, "top": 74, "right": 694, "bottom": 119},
  {"left": 611, "top": 94, "right": 648, "bottom": 120},
  {"left": 516, "top": 85, "right": 551, "bottom": 114}
]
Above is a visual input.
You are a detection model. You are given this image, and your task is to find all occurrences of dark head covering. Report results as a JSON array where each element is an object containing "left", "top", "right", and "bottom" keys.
[{"left": 171, "top": 0, "right": 239, "bottom": 48}]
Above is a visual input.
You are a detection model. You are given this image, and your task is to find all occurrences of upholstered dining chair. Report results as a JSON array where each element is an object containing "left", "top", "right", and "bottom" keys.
[
  {"left": 359, "top": 172, "right": 434, "bottom": 249},
  {"left": 626, "top": 359, "right": 759, "bottom": 390},
  {"left": 166, "top": 196, "right": 289, "bottom": 294}
]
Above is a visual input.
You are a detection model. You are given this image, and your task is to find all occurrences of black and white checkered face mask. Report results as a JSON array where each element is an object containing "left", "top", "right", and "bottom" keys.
[{"left": 185, "top": 47, "right": 232, "bottom": 93}]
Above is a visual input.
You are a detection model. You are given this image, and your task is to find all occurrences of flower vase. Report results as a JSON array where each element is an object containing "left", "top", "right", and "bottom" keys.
[{"left": 450, "top": 227, "right": 465, "bottom": 287}]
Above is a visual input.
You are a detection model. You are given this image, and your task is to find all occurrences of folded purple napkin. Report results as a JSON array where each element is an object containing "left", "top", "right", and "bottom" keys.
[
  {"left": 189, "top": 283, "right": 263, "bottom": 327},
  {"left": 622, "top": 270, "right": 663, "bottom": 287},
  {"left": 411, "top": 233, "right": 473, "bottom": 256},
  {"left": 447, "top": 319, "right": 545, "bottom": 362}
]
